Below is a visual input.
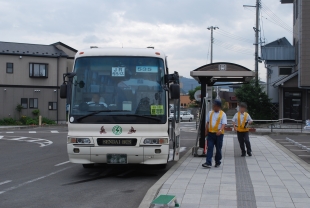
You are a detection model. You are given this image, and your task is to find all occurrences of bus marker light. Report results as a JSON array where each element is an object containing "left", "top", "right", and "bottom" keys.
[
  {"left": 155, "top": 52, "right": 160, "bottom": 55},
  {"left": 79, "top": 52, "right": 84, "bottom": 55},
  {"left": 73, "top": 148, "right": 80, "bottom": 153},
  {"left": 155, "top": 149, "right": 161, "bottom": 154}
]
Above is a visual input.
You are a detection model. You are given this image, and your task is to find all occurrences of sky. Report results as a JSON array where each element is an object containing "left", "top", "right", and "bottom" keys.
[{"left": 0, "top": 0, "right": 293, "bottom": 81}]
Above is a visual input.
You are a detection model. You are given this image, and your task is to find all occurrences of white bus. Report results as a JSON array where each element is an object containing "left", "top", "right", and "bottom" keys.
[{"left": 60, "top": 47, "right": 181, "bottom": 168}]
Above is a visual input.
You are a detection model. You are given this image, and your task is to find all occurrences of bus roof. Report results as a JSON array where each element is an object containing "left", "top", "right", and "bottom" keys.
[{"left": 75, "top": 47, "right": 166, "bottom": 60}]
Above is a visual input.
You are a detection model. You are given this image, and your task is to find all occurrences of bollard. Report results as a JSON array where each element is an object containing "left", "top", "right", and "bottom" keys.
[{"left": 39, "top": 115, "right": 42, "bottom": 126}]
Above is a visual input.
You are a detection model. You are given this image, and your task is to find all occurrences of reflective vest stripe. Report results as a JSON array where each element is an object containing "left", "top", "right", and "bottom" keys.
[
  {"left": 209, "top": 111, "right": 224, "bottom": 134},
  {"left": 237, "top": 112, "right": 249, "bottom": 132}
]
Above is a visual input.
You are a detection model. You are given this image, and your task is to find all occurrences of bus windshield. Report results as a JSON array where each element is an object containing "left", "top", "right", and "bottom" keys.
[{"left": 70, "top": 56, "right": 167, "bottom": 124}]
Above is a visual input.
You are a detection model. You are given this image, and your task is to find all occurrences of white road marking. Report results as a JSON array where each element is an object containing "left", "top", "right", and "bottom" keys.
[
  {"left": 29, "top": 131, "right": 36, "bottom": 133},
  {"left": 3, "top": 137, "right": 53, "bottom": 147},
  {"left": 290, "top": 149, "right": 306, "bottom": 151},
  {"left": 298, "top": 155, "right": 310, "bottom": 157},
  {"left": 0, "top": 180, "right": 12, "bottom": 186},
  {"left": 0, "top": 167, "right": 70, "bottom": 195},
  {"left": 10, "top": 137, "right": 28, "bottom": 140},
  {"left": 6, "top": 132, "right": 14, "bottom": 133},
  {"left": 55, "top": 161, "right": 70, "bottom": 166},
  {"left": 0, "top": 136, "right": 3, "bottom": 140},
  {"left": 51, "top": 130, "right": 59, "bottom": 133}
]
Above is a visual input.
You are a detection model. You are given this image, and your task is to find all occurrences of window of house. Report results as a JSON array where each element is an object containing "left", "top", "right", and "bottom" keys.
[
  {"left": 29, "top": 98, "right": 38, "bottom": 108},
  {"left": 279, "top": 68, "right": 292, "bottom": 75},
  {"left": 29, "top": 63, "right": 48, "bottom": 78},
  {"left": 295, "top": 0, "right": 298, "bottom": 19},
  {"left": 21, "top": 98, "right": 28, "bottom": 109},
  {"left": 48, "top": 102, "right": 57, "bottom": 110},
  {"left": 6, "top": 63, "right": 13, "bottom": 73},
  {"left": 295, "top": 41, "right": 299, "bottom": 65}
]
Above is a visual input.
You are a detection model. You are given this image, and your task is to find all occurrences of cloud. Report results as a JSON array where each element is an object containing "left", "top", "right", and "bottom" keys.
[{"left": 0, "top": 0, "right": 293, "bottom": 81}]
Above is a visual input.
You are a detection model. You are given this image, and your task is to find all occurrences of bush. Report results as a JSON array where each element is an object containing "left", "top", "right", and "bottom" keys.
[
  {"left": 26, "top": 118, "right": 38, "bottom": 125},
  {"left": 32, "top": 109, "right": 40, "bottom": 117},
  {"left": 42, "top": 117, "right": 56, "bottom": 125},
  {"left": 0, "top": 117, "right": 17, "bottom": 125},
  {"left": 20, "top": 115, "right": 28, "bottom": 125}
]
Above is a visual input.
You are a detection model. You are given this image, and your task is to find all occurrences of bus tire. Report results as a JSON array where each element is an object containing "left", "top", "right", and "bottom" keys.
[
  {"left": 82, "top": 164, "right": 94, "bottom": 169},
  {"left": 189, "top": 118, "right": 192, "bottom": 122}
]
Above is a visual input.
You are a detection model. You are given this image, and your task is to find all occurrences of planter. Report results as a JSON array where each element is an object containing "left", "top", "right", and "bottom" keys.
[
  {"left": 249, "top": 128, "right": 256, "bottom": 132},
  {"left": 224, "top": 127, "right": 232, "bottom": 131}
]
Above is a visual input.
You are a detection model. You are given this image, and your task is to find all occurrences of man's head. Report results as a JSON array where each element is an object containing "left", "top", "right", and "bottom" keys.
[
  {"left": 213, "top": 99, "right": 222, "bottom": 112},
  {"left": 239, "top": 102, "right": 247, "bottom": 113},
  {"left": 92, "top": 94, "right": 100, "bottom": 104}
]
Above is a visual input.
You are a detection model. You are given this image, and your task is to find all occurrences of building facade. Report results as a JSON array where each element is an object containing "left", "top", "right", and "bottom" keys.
[
  {"left": 0, "top": 41, "right": 77, "bottom": 123},
  {"left": 260, "top": 1, "right": 310, "bottom": 121}
]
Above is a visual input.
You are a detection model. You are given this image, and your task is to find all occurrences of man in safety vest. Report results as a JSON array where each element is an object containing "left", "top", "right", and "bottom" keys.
[
  {"left": 232, "top": 102, "right": 253, "bottom": 157},
  {"left": 202, "top": 99, "right": 227, "bottom": 168}
]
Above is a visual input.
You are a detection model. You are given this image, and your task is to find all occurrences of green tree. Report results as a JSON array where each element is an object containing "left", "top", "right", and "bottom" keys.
[{"left": 235, "top": 80, "right": 272, "bottom": 120}]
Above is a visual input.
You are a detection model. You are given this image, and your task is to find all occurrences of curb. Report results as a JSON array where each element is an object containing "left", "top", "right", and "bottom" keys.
[
  {"left": 0, "top": 124, "right": 68, "bottom": 131},
  {"left": 138, "top": 149, "right": 193, "bottom": 208},
  {"left": 265, "top": 135, "right": 310, "bottom": 172}
]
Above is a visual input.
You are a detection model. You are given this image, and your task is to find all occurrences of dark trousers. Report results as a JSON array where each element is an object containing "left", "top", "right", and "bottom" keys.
[
  {"left": 206, "top": 133, "right": 224, "bottom": 165},
  {"left": 237, "top": 131, "right": 251, "bottom": 154}
]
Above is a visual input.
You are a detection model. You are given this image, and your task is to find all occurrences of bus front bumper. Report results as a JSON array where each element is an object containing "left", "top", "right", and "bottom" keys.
[{"left": 67, "top": 144, "right": 169, "bottom": 165}]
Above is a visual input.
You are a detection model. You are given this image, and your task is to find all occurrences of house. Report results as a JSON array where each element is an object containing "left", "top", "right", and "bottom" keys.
[
  {"left": 0, "top": 41, "right": 77, "bottom": 123},
  {"left": 260, "top": 0, "right": 310, "bottom": 121}
]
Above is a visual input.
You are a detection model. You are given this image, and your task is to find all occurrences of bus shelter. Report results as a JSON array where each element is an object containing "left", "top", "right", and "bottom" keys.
[{"left": 190, "top": 62, "right": 255, "bottom": 154}]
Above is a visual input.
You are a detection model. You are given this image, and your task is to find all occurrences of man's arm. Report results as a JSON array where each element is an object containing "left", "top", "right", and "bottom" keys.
[
  {"left": 232, "top": 113, "right": 237, "bottom": 131},
  {"left": 217, "top": 113, "right": 227, "bottom": 136},
  {"left": 247, "top": 114, "right": 253, "bottom": 124}
]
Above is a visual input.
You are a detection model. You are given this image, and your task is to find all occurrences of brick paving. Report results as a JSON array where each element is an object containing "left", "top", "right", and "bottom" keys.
[{"left": 155, "top": 135, "right": 310, "bottom": 208}]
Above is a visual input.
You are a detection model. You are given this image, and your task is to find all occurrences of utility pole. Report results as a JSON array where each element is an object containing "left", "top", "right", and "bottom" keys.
[
  {"left": 244, "top": 0, "right": 260, "bottom": 86},
  {"left": 207, "top": 26, "right": 219, "bottom": 63}
]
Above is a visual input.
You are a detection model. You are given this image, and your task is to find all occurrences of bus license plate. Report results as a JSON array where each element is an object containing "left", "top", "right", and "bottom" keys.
[{"left": 107, "top": 154, "right": 127, "bottom": 164}]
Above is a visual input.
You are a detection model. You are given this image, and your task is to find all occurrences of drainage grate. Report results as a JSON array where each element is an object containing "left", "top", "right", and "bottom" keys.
[{"left": 234, "top": 137, "right": 257, "bottom": 208}]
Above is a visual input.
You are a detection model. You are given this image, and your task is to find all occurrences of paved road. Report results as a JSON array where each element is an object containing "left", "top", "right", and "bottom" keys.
[
  {"left": 270, "top": 135, "right": 310, "bottom": 164},
  {"left": 0, "top": 123, "right": 197, "bottom": 208}
]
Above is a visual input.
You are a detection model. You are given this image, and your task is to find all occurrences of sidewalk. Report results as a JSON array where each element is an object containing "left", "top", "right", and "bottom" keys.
[{"left": 153, "top": 135, "right": 310, "bottom": 208}]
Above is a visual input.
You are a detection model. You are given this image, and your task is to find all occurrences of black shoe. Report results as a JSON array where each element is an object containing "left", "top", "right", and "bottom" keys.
[
  {"left": 215, "top": 163, "right": 220, "bottom": 168},
  {"left": 248, "top": 152, "right": 252, "bottom": 156},
  {"left": 241, "top": 154, "right": 246, "bottom": 157},
  {"left": 202, "top": 163, "right": 212, "bottom": 168}
]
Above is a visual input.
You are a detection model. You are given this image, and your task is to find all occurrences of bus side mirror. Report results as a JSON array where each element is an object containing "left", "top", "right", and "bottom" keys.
[
  {"left": 170, "top": 84, "right": 180, "bottom": 99},
  {"left": 60, "top": 83, "right": 67, "bottom": 99}
]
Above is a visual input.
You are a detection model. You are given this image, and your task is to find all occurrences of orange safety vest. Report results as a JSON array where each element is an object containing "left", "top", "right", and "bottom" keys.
[
  {"left": 237, "top": 112, "right": 249, "bottom": 132},
  {"left": 209, "top": 110, "right": 224, "bottom": 134}
]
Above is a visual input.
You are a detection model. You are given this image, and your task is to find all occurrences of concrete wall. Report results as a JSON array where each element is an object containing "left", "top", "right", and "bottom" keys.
[
  {"left": 0, "top": 87, "right": 66, "bottom": 121},
  {"left": 300, "top": 0, "right": 310, "bottom": 87},
  {"left": 0, "top": 55, "right": 67, "bottom": 86}
]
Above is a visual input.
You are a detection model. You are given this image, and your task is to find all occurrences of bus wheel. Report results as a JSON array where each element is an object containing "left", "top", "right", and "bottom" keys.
[
  {"left": 82, "top": 164, "right": 94, "bottom": 169},
  {"left": 189, "top": 118, "right": 192, "bottom": 122}
]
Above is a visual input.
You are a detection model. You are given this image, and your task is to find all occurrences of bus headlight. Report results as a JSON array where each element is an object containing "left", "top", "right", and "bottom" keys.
[
  {"left": 143, "top": 138, "right": 168, "bottom": 145},
  {"left": 68, "top": 137, "right": 92, "bottom": 144}
]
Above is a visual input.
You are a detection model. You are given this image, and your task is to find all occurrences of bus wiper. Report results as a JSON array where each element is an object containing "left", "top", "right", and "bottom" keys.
[
  {"left": 76, "top": 110, "right": 130, "bottom": 121},
  {"left": 124, "top": 114, "right": 161, "bottom": 121}
]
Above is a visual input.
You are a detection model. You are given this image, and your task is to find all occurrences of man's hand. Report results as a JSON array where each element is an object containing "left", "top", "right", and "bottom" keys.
[
  {"left": 205, "top": 129, "right": 208, "bottom": 137},
  {"left": 216, "top": 130, "right": 222, "bottom": 136},
  {"left": 234, "top": 127, "right": 238, "bottom": 132}
]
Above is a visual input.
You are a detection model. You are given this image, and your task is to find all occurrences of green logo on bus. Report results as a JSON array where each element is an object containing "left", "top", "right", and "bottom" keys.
[{"left": 112, "top": 125, "right": 122, "bottom": 135}]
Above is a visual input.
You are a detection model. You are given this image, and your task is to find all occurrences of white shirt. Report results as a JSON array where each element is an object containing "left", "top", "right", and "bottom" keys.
[
  {"left": 206, "top": 111, "right": 227, "bottom": 130},
  {"left": 232, "top": 112, "right": 253, "bottom": 125}
]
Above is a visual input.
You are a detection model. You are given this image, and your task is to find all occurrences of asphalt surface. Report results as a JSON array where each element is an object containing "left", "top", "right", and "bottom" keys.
[
  {"left": 269, "top": 135, "right": 310, "bottom": 164},
  {"left": 0, "top": 123, "right": 197, "bottom": 208}
]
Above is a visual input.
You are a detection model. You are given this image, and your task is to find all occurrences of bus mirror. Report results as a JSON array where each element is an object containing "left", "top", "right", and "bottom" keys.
[
  {"left": 60, "top": 83, "right": 67, "bottom": 99},
  {"left": 170, "top": 84, "right": 180, "bottom": 99}
]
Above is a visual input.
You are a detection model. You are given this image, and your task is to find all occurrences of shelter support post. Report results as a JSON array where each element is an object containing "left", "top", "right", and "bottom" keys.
[{"left": 200, "top": 78, "right": 207, "bottom": 149}]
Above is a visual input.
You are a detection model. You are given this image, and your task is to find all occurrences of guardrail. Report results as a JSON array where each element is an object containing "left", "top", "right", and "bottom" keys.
[{"left": 196, "top": 118, "right": 308, "bottom": 133}]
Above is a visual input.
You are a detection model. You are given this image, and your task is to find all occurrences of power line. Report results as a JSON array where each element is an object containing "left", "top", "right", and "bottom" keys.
[
  {"left": 214, "top": 42, "right": 254, "bottom": 56},
  {"left": 214, "top": 39, "right": 254, "bottom": 55},
  {"left": 261, "top": 2, "right": 292, "bottom": 30},
  {"left": 261, "top": 13, "right": 293, "bottom": 33},
  {"left": 215, "top": 29, "right": 253, "bottom": 43},
  {"left": 215, "top": 39, "right": 253, "bottom": 53}
]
